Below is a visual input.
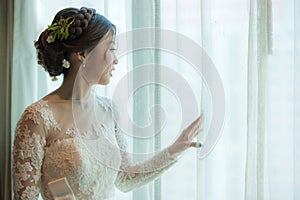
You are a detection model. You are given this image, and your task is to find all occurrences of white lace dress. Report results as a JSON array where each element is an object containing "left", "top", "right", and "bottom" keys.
[{"left": 13, "top": 97, "right": 177, "bottom": 200}]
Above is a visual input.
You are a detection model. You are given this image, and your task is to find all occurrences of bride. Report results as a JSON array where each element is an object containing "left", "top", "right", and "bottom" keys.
[{"left": 12, "top": 7, "right": 203, "bottom": 200}]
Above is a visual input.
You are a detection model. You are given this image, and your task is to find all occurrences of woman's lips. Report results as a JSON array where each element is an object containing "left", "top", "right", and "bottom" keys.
[
  {"left": 109, "top": 66, "right": 115, "bottom": 76},
  {"left": 110, "top": 67, "right": 115, "bottom": 76}
]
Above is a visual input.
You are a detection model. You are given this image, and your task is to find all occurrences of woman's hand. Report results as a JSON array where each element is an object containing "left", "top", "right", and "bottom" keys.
[{"left": 167, "top": 115, "right": 203, "bottom": 158}]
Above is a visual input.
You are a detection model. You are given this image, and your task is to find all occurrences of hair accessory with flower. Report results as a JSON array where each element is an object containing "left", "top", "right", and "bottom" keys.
[
  {"left": 47, "top": 17, "right": 75, "bottom": 43},
  {"left": 62, "top": 59, "right": 71, "bottom": 68},
  {"left": 51, "top": 76, "right": 58, "bottom": 81}
]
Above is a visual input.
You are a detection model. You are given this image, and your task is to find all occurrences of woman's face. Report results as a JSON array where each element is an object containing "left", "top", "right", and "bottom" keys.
[
  {"left": 98, "top": 37, "right": 118, "bottom": 85},
  {"left": 81, "top": 33, "right": 118, "bottom": 86}
]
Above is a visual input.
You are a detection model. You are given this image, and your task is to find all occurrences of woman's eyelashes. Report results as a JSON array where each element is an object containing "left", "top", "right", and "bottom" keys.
[
  {"left": 110, "top": 41, "right": 118, "bottom": 52},
  {"left": 110, "top": 48, "right": 117, "bottom": 59}
]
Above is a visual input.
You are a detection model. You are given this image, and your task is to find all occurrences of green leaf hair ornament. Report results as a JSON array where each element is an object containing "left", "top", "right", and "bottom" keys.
[
  {"left": 51, "top": 76, "right": 58, "bottom": 81},
  {"left": 46, "top": 17, "right": 75, "bottom": 43}
]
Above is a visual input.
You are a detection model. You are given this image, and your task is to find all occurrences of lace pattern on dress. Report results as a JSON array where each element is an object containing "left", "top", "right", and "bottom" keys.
[
  {"left": 13, "top": 101, "right": 48, "bottom": 200},
  {"left": 13, "top": 97, "right": 178, "bottom": 199}
]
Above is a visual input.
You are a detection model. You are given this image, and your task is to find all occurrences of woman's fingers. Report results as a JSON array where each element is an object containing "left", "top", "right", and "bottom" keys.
[
  {"left": 190, "top": 115, "right": 202, "bottom": 127},
  {"left": 187, "top": 115, "right": 204, "bottom": 140},
  {"left": 169, "top": 114, "right": 204, "bottom": 157},
  {"left": 189, "top": 142, "right": 203, "bottom": 148},
  {"left": 190, "top": 127, "right": 203, "bottom": 140},
  {"left": 191, "top": 115, "right": 203, "bottom": 131},
  {"left": 186, "top": 116, "right": 201, "bottom": 132},
  {"left": 187, "top": 126, "right": 202, "bottom": 141}
]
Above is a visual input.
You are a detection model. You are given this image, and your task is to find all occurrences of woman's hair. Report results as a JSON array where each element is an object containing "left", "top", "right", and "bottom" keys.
[{"left": 34, "top": 7, "right": 116, "bottom": 77}]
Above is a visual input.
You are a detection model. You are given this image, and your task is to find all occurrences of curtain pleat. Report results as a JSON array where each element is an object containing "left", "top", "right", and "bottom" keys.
[
  {"left": 256, "top": 0, "right": 270, "bottom": 198},
  {"left": 154, "top": 0, "right": 162, "bottom": 199},
  {"left": 11, "top": 0, "right": 40, "bottom": 134},
  {"left": 131, "top": 0, "right": 159, "bottom": 200},
  {"left": 0, "top": 0, "right": 13, "bottom": 199},
  {"left": 294, "top": 0, "right": 300, "bottom": 198},
  {"left": 197, "top": 1, "right": 209, "bottom": 199},
  {"left": 245, "top": 0, "right": 272, "bottom": 199},
  {"left": 293, "top": 58, "right": 300, "bottom": 197}
]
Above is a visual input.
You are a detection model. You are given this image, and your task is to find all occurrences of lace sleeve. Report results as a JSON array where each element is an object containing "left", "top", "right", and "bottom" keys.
[
  {"left": 13, "top": 106, "right": 46, "bottom": 200},
  {"left": 113, "top": 118, "right": 178, "bottom": 192}
]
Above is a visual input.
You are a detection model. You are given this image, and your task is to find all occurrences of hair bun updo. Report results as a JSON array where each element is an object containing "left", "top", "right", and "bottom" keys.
[
  {"left": 67, "top": 7, "right": 95, "bottom": 40},
  {"left": 34, "top": 7, "right": 115, "bottom": 79}
]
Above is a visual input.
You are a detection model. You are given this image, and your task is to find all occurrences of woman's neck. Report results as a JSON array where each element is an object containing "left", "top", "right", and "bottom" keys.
[{"left": 52, "top": 63, "right": 92, "bottom": 101}]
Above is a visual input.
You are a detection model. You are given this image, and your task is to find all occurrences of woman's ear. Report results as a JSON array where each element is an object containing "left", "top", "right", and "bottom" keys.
[{"left": 75, "top": 51, "right": 87, "bottom": 63}]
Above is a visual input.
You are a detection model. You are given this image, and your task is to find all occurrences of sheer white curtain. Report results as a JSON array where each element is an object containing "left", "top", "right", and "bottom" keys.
[
  {"left": 160, "top": 0, "right": 299, "bottom": 199},
  {"left": 11, "top": 0, "right": 299, "bottom": 200},
  {"left": 245, "top": 0, "right": 300, "bottom": 199},
  {"left": 263, "top": 0, "right": 300, "bottom": 199},
  {"left": 160, "top": 1, "right": 247, "bottom": 199}
]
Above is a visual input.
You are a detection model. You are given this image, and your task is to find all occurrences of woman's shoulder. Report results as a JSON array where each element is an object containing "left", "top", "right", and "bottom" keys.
[
  {"left": 20, "top": 98, "right": 45, "bottom": 113},
  {"left": 25, "top": 98, "right": 49, "bottom": 110},
  {"left": 17, "top": 98, "right": 61, "bottom": 135},
  {"left": 17, "top": 99, "right": 52, "bottom": 126},
  {"left": 21, "top": 99, "right": 50, "bottom": 116}
]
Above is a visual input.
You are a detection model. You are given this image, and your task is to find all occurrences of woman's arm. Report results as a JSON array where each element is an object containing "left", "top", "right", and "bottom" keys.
[
  {"left": 13, "top": 108, "right": 46, "bottom": 200},
  {"left": 114, "top": 125, "right": 177, "bottom": 192},
  {"left": 114, "top": 116, "right": 203, "bottom": 192}
]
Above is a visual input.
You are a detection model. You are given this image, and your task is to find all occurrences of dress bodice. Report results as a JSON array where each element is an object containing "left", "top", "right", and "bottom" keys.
[
  {"left": 42, "top": 137, "right": 119, "bottom": 199},
  {"left": 13, "top": 97, "right": 177, "bottom": 200}
]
